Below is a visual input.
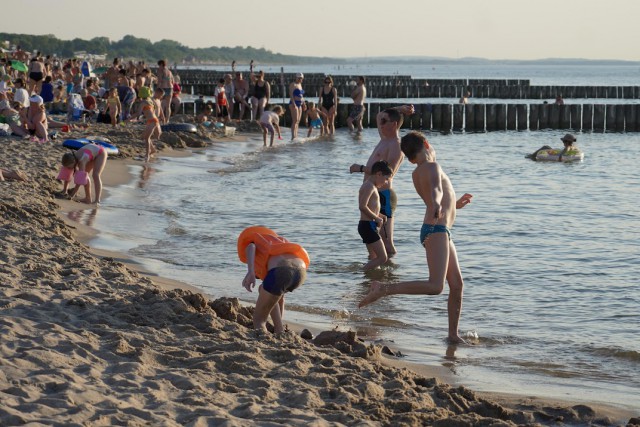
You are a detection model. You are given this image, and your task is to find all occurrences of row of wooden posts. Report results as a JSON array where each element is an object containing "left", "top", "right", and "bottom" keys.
[
  {"left": 176, "top": 101, "right": 640, "bottom": 132},
  {"left": 174, "top": 70, "right": 640, "bottom": 99}
]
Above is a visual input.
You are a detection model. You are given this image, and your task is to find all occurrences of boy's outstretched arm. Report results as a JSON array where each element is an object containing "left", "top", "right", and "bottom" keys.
[{"left": 456, "top": 193, "right": 473, "bottom": 209}]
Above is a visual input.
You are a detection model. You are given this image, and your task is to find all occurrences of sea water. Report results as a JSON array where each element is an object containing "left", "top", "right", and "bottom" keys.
[
  {"left": 76, "top": 128, "right": 640, "bottom": 410},
  {"left": 70, "top": 63, "right": 640, "bottom": 410}
]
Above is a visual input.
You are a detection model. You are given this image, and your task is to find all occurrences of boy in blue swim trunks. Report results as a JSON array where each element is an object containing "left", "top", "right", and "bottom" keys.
[
  {"left": 306, "top": 101, "right": 327, "bottom": 137},
  {"left": 358, "top": 160, "right": 393, "bottom": 270},
  {"left": 359, "top": 131, "right": 473, "bottom": 344}
]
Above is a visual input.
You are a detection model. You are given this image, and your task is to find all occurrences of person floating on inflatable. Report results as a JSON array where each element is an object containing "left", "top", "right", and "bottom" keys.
[
  {"left": 526, "top": 133, "right": 584, "bottom": 162},
  {"left": 238, "top": 226, "right": 310, "bottom": 334}
]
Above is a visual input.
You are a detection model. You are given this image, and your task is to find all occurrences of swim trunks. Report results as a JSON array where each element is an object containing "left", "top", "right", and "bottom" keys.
[
  {"left": 349, "top": 104, "right": 364, "bottom": 120},
  {"left": 378, "top": 188, "right": 397, "bottom": 219},
  {"left": 310, "top": 117, "right": 322, "bottom": 128},
  {"left": 29, "top": 72, "right": 43, "bottom": 82},
  {"left": 262, "top": 263, "right": 307, "bottom": 296},
  {"left": 420, "top": 224, "right": 451, "bottom": 247},
  {"left": 358, "top": 220, "right": 381, "bottom": 245}
]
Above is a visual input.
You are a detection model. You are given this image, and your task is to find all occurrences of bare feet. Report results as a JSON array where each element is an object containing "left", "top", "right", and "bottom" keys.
[
  {"left": 358, "top": 281, "right": 387, "bottom": 308},
  {"left": 79, "top": 198, "right": 92, "bottom": 204}
]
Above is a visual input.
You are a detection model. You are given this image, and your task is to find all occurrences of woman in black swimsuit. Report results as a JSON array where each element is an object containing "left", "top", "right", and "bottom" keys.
[
  {"left": 28, "top": 57, "right": 46, "bottom": 95},
  {"left": 318, "top": 76, "right": 338, "bottom": 135},
  {"left": 250, "top": 70, "right": 270, "bottom": 121}
]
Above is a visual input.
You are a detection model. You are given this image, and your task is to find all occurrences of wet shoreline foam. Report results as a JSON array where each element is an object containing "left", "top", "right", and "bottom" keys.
[{"left": 1, "top": 123, "right": 637, "bottom": 425}]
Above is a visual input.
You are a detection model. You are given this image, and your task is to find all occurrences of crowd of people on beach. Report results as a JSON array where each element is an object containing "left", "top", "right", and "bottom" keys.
[{"left": 0, "top": 49, "right": 189, "bottom": 200}]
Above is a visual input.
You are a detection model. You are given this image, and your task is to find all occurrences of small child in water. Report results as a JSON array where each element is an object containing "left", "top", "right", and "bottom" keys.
[
  {"left": 306, "top": 101, "right": 326, "bottom": 137},
  {"left": 358, "top": 160, "right": 393, "bottom": 270},
  {"left": 259, "top": 105, "right": 284, "bottom": 147}
]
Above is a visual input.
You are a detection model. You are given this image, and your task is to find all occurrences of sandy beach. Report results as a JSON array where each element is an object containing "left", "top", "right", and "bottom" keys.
[{"left": 1, "top": 121, "right": 637, "bottom": 426}]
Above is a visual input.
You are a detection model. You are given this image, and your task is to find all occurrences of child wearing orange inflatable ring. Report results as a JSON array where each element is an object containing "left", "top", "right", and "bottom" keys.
[{"left": 238, "top": 226, "right": 310, "bottom": 334}]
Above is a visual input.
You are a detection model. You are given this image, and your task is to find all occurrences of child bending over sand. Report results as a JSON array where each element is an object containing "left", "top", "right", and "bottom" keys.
[
  {"left": 58, "top": 143, "right": 108, "bottom": 205},
  {"left": 359, "top": 131, "right": 473, "bottom": 344},
  {"left": 259, "top": 106, "right": 284, "bottom": 147},
  {"left": 238, "top": 226, "right": 310, "bottom": 333},
  {"left": 358, "top": 160, "right": 392, "bottom": 270}
]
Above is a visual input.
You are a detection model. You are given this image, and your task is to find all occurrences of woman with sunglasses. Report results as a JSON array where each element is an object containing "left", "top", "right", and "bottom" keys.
[
  {"left": 289, "top": 73, "right": 305, "bottom": 140},
  {"left": 318, "top": 75, "right": 338, "bottom": 135}
]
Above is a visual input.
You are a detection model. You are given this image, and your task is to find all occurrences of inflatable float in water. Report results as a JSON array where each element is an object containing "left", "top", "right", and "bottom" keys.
[
  {"left": 160, "top": 123, "right": 197, "bottom": 133},
  {"left": 62, "top": 138, "right": 119, "bottom": 155},
  {"left": 535, "top": 148, "right": 584, "bottom": 162}
]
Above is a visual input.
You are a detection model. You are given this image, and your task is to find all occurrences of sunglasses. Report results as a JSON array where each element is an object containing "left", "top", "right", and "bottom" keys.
[
  {"left": 324, "top": 81, "right": 331, "bottom": 84},
  {"left": 380, "top": 118, "right": 393, "bottom": 125}
]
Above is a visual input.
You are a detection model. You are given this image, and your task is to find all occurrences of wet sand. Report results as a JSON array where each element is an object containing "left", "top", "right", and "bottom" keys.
[{"left": 1, "top": 120, "right": 637, "bottom": 426}]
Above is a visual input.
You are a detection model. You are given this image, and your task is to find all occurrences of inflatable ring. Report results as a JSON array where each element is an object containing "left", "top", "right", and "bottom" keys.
[
  {"left": 160, "top": 123, "right": 197, "bottom": 133},
  {"left": 535, "top": 148, "right": 584, "bottom": 162},
  {"left": 237, "top": 226, "right": 310, "bottom": 280},
  {"left": 62, "top": 138, "right": 119, "bottom": 155}
]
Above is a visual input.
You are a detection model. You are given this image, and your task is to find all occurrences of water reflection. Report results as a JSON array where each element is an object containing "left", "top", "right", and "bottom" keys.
[
  {"left": 67, "top": 208, "right": 98, "bottom": 227},
  {"left": 138, "top": 164, "right": 156, "bottom": 189}
]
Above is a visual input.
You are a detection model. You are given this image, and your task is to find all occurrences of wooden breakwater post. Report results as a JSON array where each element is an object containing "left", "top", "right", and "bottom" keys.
[
  {"left": 570, "top": 105, "right": 581, "bottom": 130},
  {"left": 625, "top": 104, "right": 637, "bottom": 131},
  {"left": 594, "top": 104, "right": 606, "bottom": 131}
]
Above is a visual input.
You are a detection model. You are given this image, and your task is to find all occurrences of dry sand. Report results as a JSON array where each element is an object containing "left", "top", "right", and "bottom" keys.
[{"left": 1, "top": 120, "right": 637, "bottom": 426}]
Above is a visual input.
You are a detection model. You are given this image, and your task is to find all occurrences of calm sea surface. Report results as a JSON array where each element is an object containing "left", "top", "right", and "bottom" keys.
[{"left": 73, "top": 64, "right": 639, "bottom": 410}]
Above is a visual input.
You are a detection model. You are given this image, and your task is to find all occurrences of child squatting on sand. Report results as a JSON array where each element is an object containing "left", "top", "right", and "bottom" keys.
[
  {"left": 57, "top": 143, "right": 108, "bottom": 205},
  {"left": 259, "top": 106, "right": 284, "bottom": 147},
  {"left": 238, "top": 226, "right": 310, "bottom": 333},
  {"left": 359, "top": 131, "right": 473, "bottom": 344},
  {"left": 358, "top": 160, "right": 393, "bottom": 270}
]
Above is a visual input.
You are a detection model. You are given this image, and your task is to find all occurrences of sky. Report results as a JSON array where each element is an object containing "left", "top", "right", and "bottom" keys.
[{"left": 6, "top": 0, "right": 640, "bottom": 61}]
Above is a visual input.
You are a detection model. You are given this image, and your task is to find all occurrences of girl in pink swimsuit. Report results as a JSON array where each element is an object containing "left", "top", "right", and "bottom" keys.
[{"left": 58, "top": 143, "right": 108, "bottom": 205}]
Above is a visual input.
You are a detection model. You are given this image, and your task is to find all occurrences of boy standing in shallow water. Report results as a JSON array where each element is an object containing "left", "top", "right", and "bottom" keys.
[
  {"left": 358, "top": 160, "right": 392, "bottom": 270},
  {"left": 359, "top": 131, "right": 473, "bottom": 343}
]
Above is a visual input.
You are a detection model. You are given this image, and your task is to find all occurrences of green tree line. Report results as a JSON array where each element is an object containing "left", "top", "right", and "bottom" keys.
[{"left": 0, "top": 33, "right": 341, "bottom": 65}]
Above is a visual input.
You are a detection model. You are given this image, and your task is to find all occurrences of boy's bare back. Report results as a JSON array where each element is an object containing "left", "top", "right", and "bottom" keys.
[
  {"left": 359, "top": 180, "right": 381, "bottom": 221},
  {"left": 413, "top": 160, "right": 457, "bottom": 227}
]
